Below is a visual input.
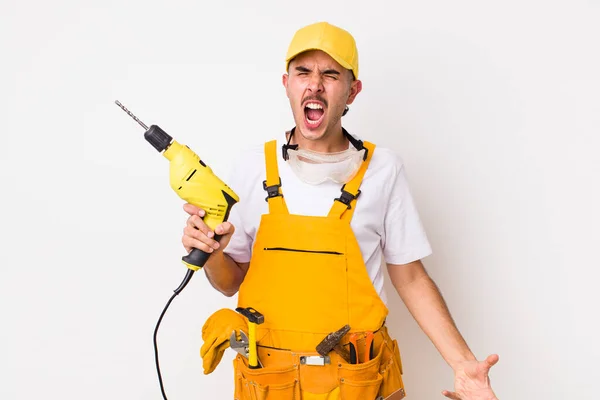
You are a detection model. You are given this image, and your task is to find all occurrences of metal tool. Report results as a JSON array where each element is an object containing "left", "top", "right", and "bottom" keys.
[
  {"left": 229, "top": 330, "right": 250, "bottom": 357},
  {"left": 349, "top": 333, "right": 359, "bottom": 364},
  {"left": 115, "top": 100, "right": 149, "bottom": 130},
  {"left": 300, "top": 355, "right": 331, "bottom": 366},
  {"left": 236, "top": 307, "right": 264, "bottom": 369},
  {"left": 364, "top": 331, "right": 375, "bottom": 362},
  {"left": 316, "top": 324, "right": 351, "bottom": 363},
  {"left": 349, "top": 331, "right": 375, "bottom": 364},
  {"left": 229, "top": 330, "right": 264, "bottom": 368}
]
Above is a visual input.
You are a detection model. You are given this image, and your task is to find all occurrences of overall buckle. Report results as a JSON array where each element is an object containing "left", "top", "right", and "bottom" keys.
[
  {"left": 263, "top": 178, "right": 283, "bottom": 201},
  {"left": 334, "top": 185, "right": 361, "bottom": 209}
]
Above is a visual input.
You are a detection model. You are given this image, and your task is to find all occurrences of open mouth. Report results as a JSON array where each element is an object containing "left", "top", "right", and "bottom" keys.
[{"left": 304, "top": 102, "right": 325, "bottom": 127}]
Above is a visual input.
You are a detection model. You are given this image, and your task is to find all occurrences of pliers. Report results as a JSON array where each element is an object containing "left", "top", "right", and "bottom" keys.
[{"left": 348, "top": 331, "right": 375, "bottom": 364}]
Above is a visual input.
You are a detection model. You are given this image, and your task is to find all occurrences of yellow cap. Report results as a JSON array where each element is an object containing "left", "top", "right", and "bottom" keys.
[{"left": 285, "top": 22, "right": 359, "bottom": 79}]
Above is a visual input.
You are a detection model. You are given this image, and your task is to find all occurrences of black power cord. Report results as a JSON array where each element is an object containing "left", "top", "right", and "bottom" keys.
[{"left": 153, "top": 269, "right": 195, "bottom": 400}]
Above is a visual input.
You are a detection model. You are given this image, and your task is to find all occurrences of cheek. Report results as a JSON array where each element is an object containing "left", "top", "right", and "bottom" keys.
[
  {"left": 326, "top": 85, "right": 348, "bottom": 105},
  {"left": 288, "top": 84, "right": 306, "bottom": 104}
]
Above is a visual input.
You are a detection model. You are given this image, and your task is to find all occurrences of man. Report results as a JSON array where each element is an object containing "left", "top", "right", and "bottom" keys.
[{"left": 183, "top": 21, "right": 499, "bottom": 400}]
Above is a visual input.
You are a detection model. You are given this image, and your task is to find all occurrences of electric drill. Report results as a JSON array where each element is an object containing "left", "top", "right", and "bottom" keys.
[
  {"left": 115, "top": 100, "right": 239, "bottom": 399},
  {"left": 115, "top": 100, "right": 239, "bottom": 291}
]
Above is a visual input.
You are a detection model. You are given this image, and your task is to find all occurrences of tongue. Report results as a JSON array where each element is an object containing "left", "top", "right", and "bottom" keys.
[{"left": 306, "top": 108, "right": 324, "bottom": 121}]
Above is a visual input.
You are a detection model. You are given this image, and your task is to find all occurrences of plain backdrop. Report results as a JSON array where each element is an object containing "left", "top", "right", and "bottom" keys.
[{"left": 1, "top": 0, "right": 598, "bottom": 399}]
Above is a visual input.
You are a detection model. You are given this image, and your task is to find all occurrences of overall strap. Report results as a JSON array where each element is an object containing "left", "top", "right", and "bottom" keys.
[
  {"left": 263, "top": 140, "right": 289, "bottom": 215},
  {"left": 328, "top": 141, "right": 376, "bottom": 222}
]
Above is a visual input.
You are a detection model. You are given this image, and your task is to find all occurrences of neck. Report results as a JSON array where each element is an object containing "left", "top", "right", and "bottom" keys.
[{"left": 288, "top": 126, "right": 349, "bottom": 153}]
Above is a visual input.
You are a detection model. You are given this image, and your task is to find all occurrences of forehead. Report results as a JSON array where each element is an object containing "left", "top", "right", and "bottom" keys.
[{"left": 289, "top": 50, "right": 344, "bottom": 71}]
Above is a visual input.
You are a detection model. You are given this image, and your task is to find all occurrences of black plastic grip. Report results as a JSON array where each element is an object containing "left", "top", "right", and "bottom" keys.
[
  {"left": 181, "top": 234, "right": 222, "bottom": 269},
  {"left": 144, "top": 125, "right": 172, "bottom": 152}
]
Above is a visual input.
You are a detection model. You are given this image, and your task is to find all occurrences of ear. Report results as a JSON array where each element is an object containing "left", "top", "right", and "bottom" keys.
[
  {"left": 282, "top": 73, "right": 291, "bottom": 98},
  {"left": 346, "top": 80, "right": 362, "bottom": 105}
]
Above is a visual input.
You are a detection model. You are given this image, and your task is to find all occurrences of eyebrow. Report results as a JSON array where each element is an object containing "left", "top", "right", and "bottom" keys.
[{"left": 295, "top": 66, "right": 341, "bottom": 75}]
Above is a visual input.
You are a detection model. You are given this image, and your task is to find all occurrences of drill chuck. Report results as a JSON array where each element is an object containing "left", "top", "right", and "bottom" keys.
[{"left": 145, "top": 125, "right": 173, "bottom": 152}]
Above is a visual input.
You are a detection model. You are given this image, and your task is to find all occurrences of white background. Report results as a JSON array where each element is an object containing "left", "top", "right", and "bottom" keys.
[{"left": 1, "top": 0, "right": 599, "bottom": 399}]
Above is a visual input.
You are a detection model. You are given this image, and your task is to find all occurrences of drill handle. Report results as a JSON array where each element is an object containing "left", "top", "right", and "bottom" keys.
[{"left": 181, "top": 234, "right": 223, "bottom": 270}]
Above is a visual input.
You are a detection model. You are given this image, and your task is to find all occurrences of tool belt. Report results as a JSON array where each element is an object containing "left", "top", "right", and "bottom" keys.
[{"left": 232, "top": 325, "right": 405, "bottom": 400}]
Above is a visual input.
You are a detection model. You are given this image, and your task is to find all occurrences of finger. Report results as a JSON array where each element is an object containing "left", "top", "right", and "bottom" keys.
[
  {"left": 186, "top": 214, "right": 213, "bottom": 238},
  {"left": 215, "top": 222, "right": 234, "bottom": 236},
  {"left": 484, "top": 354, "right": 500, "bottom": 370},
  {"left": 183, "top": 203, "right": 206, "bottom": 218},
  {"left": 184, "top": 226, "right": 220, "bottom": 250},
  {"left": 187, "top": 215, "right": 210, "bottom": 234},
  {"left": 441, "top": 390, "right": 461, "bottom": 400},
  {"left": 182, "top": 235, "right": 216, "bottom": 254}
]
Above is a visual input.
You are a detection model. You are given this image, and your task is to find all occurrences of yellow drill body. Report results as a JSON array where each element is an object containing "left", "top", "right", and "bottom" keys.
[
  {"left": 163, "top": 140, "right": 239, "bottom": 271},
  {"left": 116, "top": 100, "right": 244, "bottom": 398}
]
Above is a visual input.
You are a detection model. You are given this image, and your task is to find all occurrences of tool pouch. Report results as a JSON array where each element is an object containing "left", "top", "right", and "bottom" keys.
[{"left": 232, "top": 330, "right": 404, "bottom": 400}]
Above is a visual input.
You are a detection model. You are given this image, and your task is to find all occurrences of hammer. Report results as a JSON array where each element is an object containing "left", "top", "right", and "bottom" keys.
[
  {"left": 316, "top": 324, "right": 352, "bottom": 363},
  {"left": 236, "top": 307, "right": 264, "bottom": 369}
]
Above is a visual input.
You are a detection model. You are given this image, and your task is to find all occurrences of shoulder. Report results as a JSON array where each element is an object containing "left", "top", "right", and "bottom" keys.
[
  {"left": 363, "top": 141, "right": 406, "bottom": 183},
  {"left": 232, "top": 141, "right": 266, "bottom": 165},
  {"left": 345, "top": 129, "right": 405, "bottom": 175},
  {"left": 370, "top": 144, "right": 404, "bottom": 170}
]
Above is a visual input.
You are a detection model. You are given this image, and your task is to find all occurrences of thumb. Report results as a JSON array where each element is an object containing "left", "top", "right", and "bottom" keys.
[
  {"left": 215, "top": 222, "right": 235, "bottom": 236},
  {"left": 213, "top": 222, "right": 235, "bottom": 250},
  {"left": 485, "top": 354, "right": 499, "bottom": 368},
  {"left": 200, "top": 336, "right": 218, "bottom": 358},
  {"left": 481, "top": 354, "right": 499, "bottom": 373}
]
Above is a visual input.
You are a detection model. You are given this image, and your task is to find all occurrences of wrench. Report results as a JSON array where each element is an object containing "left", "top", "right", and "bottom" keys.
[{"left": 229, "top": 330, "right": 263, "bottom": 367}]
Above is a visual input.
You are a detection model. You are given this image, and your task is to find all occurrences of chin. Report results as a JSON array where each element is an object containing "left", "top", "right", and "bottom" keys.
[{"left": 298, "top": 127, "right": 327, "bottom": 141}]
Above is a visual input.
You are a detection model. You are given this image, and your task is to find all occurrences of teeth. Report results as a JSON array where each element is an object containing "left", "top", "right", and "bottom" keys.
[{"left": 305, "top": 103, "right": 323, "bottom": 110}]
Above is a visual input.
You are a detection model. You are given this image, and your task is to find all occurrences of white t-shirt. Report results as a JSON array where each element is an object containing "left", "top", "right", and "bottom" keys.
[{"left": 223, "top": 138, "right": 432, "bottom": 306}]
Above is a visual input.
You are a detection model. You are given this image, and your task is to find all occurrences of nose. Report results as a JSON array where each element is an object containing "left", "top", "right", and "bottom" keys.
[{"left": 307, "top": 73, "right": 324, "bottom": 93}]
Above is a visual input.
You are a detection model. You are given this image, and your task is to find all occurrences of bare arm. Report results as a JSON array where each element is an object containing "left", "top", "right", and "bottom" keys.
[
  {"left": 202, "top": 251, "right": 249, "bottom": 297},
  {"left": 387, "top": 260, "right": 476, "bottom": 369}
]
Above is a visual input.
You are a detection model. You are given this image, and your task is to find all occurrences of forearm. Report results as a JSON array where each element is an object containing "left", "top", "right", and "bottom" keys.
[
  {"left": 397, "top": 274, "right": 476, "bottom": 369},
  {"left": 203, "top": 251, "right": 246, "bottom": 297}
]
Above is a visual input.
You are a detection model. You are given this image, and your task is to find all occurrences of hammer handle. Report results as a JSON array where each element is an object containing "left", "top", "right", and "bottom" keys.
[{"left": 334, "top": 344, "right": 351, "bottom": 364}]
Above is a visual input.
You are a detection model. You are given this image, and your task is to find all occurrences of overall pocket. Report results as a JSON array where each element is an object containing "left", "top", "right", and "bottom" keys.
[
  {"left": 233, "top": 354, "right": 300, "bottom": 400},
  {"left": 378, "top": 339, "right": 405, "bottom": 399},
  {"left": 339, "top": 374, "right": 383, "bottom": 400},
  {"left": 337, "top": 341, "right": 385, "bottom": 399},
  {"left": 264, "top": 247, "right": 344, "bottom": 255},
  {"left": 256, "top": 246, "right": 348, "bottom": 333}
]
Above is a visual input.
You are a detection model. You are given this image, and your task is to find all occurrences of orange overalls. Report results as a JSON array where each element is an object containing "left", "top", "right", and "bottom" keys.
[{"left": 233, "top": 140, "right": 406, "bottom": 400}]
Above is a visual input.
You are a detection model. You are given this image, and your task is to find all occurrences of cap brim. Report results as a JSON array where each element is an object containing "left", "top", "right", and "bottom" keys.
[{"left": 286, "top": 48, "right": 354, "bottom": 76}]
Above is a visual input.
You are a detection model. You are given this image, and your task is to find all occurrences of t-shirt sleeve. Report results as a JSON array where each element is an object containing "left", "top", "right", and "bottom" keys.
[
  {"left": 382, "top": 156, "right": 433, "bottom": 265},
  {"left": 221, "top": 150, "right": 258, "bottom": 264}
]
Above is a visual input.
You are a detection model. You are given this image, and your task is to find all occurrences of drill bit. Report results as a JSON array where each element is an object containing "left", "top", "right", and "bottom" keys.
[{"left": 115, "top": 100, "right": 149, "bottom": 130}]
